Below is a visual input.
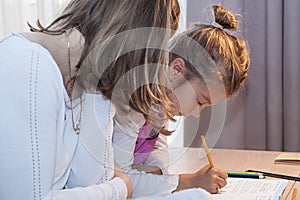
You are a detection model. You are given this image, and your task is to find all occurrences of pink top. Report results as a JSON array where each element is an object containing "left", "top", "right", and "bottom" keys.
[{"left": 133, "top": 123, "right": 159, "bottom": 164}]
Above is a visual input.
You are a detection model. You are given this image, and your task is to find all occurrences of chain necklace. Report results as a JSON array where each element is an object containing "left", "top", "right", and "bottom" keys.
[{"left": 67, "top": 32, "right": 82, "bottom": 135}]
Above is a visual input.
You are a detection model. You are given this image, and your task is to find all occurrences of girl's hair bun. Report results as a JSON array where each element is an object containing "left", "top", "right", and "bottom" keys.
[{"left": 212, "top": 5, "right": 238, "bottom": 31}]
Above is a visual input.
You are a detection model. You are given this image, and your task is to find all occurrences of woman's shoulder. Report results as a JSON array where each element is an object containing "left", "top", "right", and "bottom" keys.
[
  {"left": 1, "top": 33, "right": 60, "bottom": 72},
  {"left": 0, "top": 32, "right": 66, "bottom": 98},
  {"left": 0, "top": 33, "right": 60, "bottom": 76},
  {"left": 1, "top": 32, "right": 52, "bottom": 57}
]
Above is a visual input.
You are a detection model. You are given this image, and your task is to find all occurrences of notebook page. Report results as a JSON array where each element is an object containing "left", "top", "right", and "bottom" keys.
[{"left": 212, "top": 178, "right": 288, "bottom": 200}]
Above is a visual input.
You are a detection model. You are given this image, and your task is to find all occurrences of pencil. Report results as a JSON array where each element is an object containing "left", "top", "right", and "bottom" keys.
[
  {"left": 246, "top": 169, "right": 300, "bottom": 182},
  {"left": 292, "top": 188, "right": 297, "bottom": 200},
  {"left": 201, "top": 135, "right": 215, "bottom": 168},
  {"left": 227, "top": 172, "right": 265, "bottom": 179}
]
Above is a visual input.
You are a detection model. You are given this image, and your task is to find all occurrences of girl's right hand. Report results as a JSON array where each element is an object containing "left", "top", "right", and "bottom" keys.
[
  {"left": 175, "top": 164, "right": 228, "bottom": 194},
  {"left": 114, "top": 164, "right": 132, "bottom": 198}
]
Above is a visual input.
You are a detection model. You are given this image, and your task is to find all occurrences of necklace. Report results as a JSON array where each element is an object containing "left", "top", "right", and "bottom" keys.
[{"left": 67, "top": 32, "right": 82, "bottom": 134}]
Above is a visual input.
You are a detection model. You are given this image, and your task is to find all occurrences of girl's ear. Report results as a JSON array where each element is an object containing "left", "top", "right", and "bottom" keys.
[{"left": 169, "top": 57, "right": 186, "bottom": 76}]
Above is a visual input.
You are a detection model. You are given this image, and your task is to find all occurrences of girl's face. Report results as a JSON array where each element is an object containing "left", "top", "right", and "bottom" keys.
[{"left": 170, "top": 79, "right": 226, "bottom": 118}]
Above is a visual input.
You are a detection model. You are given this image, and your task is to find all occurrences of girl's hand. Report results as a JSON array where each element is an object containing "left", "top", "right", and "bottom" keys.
[
  {"left": 114, "top": 164, "right": 132, "bottom": 198},
  {"left": 175, "top": 164, "right": 228, "bottom": 194}
]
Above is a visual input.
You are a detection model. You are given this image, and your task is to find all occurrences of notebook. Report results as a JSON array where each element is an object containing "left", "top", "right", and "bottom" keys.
[
  {"left": 132, "top": 178, "right": 288, "bottom": 200},
  {"left": 212, "top": 178, "right": 288, "bottom": 200},
  {"left": 274, "top": 152, "right": 300, "bottom": 165}
]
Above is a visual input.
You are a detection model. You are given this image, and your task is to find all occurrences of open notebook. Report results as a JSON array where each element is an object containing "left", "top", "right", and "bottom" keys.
[
  {"left": 132, "top": 178, "right": 288, "bottom": 200},
  {"left": 212, "top": 178, "right": 288, "bottom": 200}
]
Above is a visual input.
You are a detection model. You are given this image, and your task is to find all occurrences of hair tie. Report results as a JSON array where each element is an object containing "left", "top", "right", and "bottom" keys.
[{"left": 211, "top": 21, "right": 223, "bottom": 30}]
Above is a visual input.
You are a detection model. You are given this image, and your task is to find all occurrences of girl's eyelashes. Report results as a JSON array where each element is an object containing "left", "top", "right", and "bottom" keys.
[{"left": 197, "top": 99, "right": 203, "bottom": 106}]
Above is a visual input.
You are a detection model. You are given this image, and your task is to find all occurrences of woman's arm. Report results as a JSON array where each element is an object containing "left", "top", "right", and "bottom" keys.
[
  {"left": 0, "top": 39, "right": 128, "bottom": 200},
  {"left": 65, "top": 93, "right": 132, "bottom": 198}
]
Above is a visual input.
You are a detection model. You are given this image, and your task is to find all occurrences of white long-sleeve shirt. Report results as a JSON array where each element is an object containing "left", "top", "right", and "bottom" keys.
[
  {"left": 0, "top": 33, "right": 127, "bottom": 200},
  {"left": 113, "top": 112, "right": 179, "bottom": 198}
]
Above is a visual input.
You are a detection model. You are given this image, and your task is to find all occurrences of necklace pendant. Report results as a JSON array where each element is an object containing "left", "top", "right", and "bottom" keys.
[{"left": 74, "top": 125, "right": 80, "bottom": 135}]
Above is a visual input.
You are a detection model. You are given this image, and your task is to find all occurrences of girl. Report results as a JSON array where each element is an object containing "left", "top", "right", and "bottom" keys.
[
  {"left": 113, "top": 5, "right": 250, "bottom": 198},
  {"left": 0, "top": 0, "right": 180, "bottom": 199}
]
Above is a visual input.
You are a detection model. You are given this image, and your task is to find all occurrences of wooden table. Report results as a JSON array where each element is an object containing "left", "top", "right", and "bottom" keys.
[{"left": 168, "top": 148, "right": 300, "bottom": 200}]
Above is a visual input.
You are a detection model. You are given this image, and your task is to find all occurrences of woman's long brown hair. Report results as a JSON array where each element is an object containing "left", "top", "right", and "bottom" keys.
[{"left": 29, "top": 0, "right": 180, "bottom": 135}]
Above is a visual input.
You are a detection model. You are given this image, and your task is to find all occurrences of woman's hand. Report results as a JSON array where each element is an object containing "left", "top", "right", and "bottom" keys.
[
  {"left": 175, "top": 164, "right": 228, "bottom": 194},
  {"left": 114, "top": 164, "right": 132, "bottom": 198}
]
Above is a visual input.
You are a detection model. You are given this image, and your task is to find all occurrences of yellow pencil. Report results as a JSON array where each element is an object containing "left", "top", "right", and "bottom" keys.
[
  {"left": 292, "top": 188, "right": 297, "bottom": 200},
  {"left": 201, "top": 135, "right": 215, "bottom": 168}
]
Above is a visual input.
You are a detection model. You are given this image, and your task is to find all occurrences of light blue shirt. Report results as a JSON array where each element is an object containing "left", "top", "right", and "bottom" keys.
[{"left": 0, "top": 33, "right": 127, "bottom": 200}]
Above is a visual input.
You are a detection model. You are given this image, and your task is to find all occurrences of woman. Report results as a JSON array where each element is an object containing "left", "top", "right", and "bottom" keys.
[{"left": 0, "top": 0, "right": 180, "bottom": 199}]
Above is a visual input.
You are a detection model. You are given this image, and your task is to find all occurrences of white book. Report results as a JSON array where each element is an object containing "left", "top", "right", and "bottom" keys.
[
  {"left": 131, "top": 178, "right": 288, "bottom": 200},
  {"left": 212, "top": 178, "right": 288, "bottom": 200}
]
